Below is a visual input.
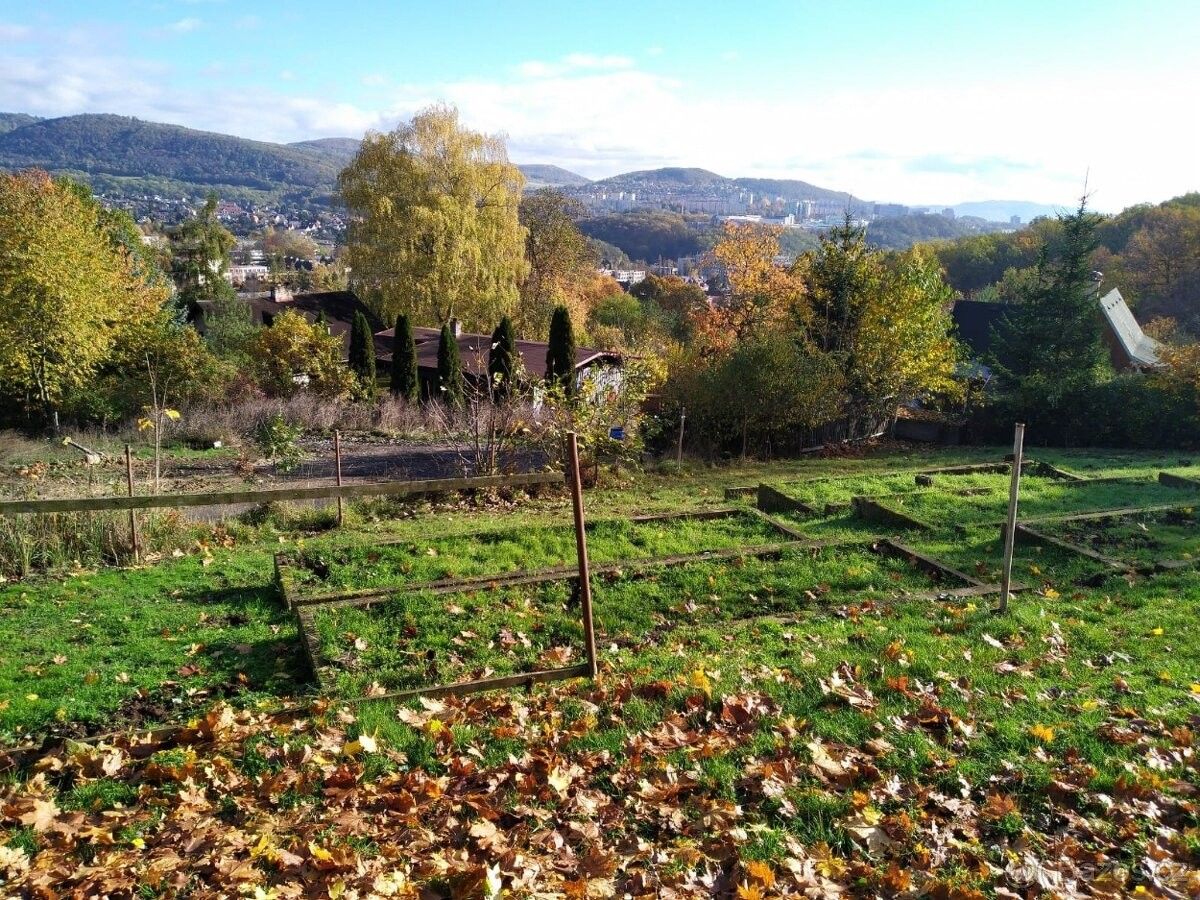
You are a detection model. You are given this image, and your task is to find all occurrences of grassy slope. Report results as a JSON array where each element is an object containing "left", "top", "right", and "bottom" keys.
[{"left": 3, "top": 446, "right": 1200, "bottom": 894}]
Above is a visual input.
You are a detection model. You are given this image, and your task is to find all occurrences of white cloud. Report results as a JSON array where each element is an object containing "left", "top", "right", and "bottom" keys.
[
  {"left": 165, "top": 17, "right": 202, "bottom": 34},
  {"left": 517, "top": 54, "right": 634, "bottom": 79},
  {"left": 0, "top": 23, "right": 32, "bottom": 41},
  {"left": 0, "top": 40, "right": 1195, "bottom": 210}
]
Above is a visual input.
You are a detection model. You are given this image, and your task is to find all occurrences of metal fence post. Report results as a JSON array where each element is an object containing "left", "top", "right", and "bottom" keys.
[
  {"left": 567, "top": 432, "right": 599, "bottom": 678},
  {"left": 334, "top": 430, "right": 344, "bottom": 527},
  {"left": 998, "top": 423, "right": 1026, "bottom": 613},
  {"left": 125, "top": 444, "right": 139, "bottom": 564}
]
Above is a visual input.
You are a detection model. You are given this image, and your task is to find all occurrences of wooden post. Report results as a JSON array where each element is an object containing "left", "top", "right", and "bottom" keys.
[
  {"left": 676, "top": 407, "right": 686, "bottom": 467},
  {"left": 997, "top": 423, "right": 1025, "bottom": 613},
  {"left": 124, "top": 444, "right": 139, "bottom": 564},
  {"left": 334, "top": 430, "right": 344, "bottom": 527},
  {"left": 567, "top": 432, "right": 599, "bottom": 678}
]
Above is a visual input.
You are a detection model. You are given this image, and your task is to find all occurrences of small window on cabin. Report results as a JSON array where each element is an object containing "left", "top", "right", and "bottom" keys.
[{"left": 262, "top": 312, "right": 274, "bottom": 327}]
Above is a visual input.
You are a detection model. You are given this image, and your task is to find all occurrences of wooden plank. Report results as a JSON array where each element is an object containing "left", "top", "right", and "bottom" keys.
[
  {"left": 1159, "top": 471, "right": 1200, "bottom": 490},
  {"left": 744, "top": 506, "right": 812, "bottom": 541},
  {"left": 1014, "top": 524, "right": 1134, "bottom": 573},
  {"left": 0, "top": 471, "right": 565, "bottom": 516},
  {"left": 872, "top": 538, "right": 982, "bottom": 586},
  {"left": 757, "top": 484, "right": 816, "bottom": 515},
  {"left": 1028, "top": 460, "right": 1086, "bottom": 481},
  {"left": 362, "top": 664, "right": 593, "bottom": 704},
  {"left": 724, "top": 486, "right": 757, "bottom": 500},
  {"left": 823, "top": 486, "right": 990, "bottom": 516},
  {"left": 289, "top": 538, "right": 872, "bottom": 611},
  {"left": 627, "top": 508, "right": 740, "bottom": 524},
  {"left": 852, "top": 497, "right": 932, "bottom": 530}
]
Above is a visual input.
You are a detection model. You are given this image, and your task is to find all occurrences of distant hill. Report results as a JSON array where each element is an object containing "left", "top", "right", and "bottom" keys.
[
  {"left": 0, "top": 113, "right": 41, "bottom": 135},
  {"left": 287, "top": 137, "right": 362, "bottom": 166},
  {"left": 0, "top": 110, "right": 872, "bottom": 217},
  {"left": 518, "top": 164, "right": 591, "bottom": 190},
  {"left": 948, "top": 200, "right": 1062, "bottom": 223},
  {"left": 581, "top": 167, "right": 856, "bottom": 205},
  {"left": 0, "top": 113, "right": 349, "bottom": 206}
]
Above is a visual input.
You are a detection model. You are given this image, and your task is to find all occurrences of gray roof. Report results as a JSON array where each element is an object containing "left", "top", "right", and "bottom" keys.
[{"left": 1098, "top": 288, "right": 1162, "bottom": 369}]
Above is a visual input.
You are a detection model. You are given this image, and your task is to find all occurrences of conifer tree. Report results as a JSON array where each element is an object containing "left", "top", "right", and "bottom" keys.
[
  {"left": 992, "top": 196, "right": 1104, "bottom": 422},
  {"left": 545, "top": 305, "right": 576, "bottom": 395},
  {"left": 348, "top": 310, "right": 376, "bottom": 394},
  {"left": 488, "top": 316, "right": 518, "bottom": 398},
  {"left": 390, "top": 313, "right": 419, "bottom": 401},
  {"left": 437, "top": 323, "right": 464, "bottom": 407}
]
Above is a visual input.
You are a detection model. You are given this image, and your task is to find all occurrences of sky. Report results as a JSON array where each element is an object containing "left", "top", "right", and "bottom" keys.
[{"left": 1, "top": 0, "right": 1198, "bottom": 210}]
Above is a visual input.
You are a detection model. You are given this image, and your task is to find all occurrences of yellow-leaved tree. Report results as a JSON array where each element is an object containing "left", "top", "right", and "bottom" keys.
[
  {"left": 0, "top": 170, "right": 165, "bottom": 427},
  {"left": 339, "top": 104, "right": 528, "bottom": 333}
]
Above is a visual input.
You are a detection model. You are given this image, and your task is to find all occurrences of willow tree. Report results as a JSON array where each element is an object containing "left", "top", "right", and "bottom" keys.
[
  {"left": 339, "top": 104, "right": 528, "bottom": 333},
  {"left": 0, "top": 170, "right": 165, "bottom": 427}
]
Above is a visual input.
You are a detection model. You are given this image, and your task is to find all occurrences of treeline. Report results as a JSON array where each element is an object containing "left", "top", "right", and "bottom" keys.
[
  {"left": 932, "top": 193, "right": 1200, "bottom": 333},
  {"left": 577, "top": 211, "right": 711, "bottom": 264}
]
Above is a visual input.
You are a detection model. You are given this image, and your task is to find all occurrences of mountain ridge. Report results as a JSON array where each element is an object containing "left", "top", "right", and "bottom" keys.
[{"left": 0, "top": 111, "right": 1053, "bottom": 221}]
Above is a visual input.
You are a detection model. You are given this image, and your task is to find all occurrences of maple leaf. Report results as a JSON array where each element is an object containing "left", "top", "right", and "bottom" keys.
[
  {"left": 19, "top": 798, "right": 59, "bottom": 833},
  {"left": 547, "top": 765, "right": 572, "bottom": 797}
]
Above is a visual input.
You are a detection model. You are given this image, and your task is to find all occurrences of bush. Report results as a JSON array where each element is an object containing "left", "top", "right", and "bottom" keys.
[
  {"left": 256, "top": 414, "right": 304, "bottom": 472},
  {"left": 965, "top": 374, "right": 1200, "bottom": 448}
]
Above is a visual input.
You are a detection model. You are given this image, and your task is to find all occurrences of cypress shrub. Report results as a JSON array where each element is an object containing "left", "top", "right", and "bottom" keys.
[
  {"left": 437, "top": 323, "right": 464, "bottom": 407},
  {"left": 546, "top": 305, "right": 576, "bottom": 395},
  {"left": 390, "top": 313, "right": 419, "bottom": 401},
  {"left": 348, "top": 310, "right": 376, "bottom": 394},
  {"left": 488, "top": 316, "right": 518, "bottom": 398}
]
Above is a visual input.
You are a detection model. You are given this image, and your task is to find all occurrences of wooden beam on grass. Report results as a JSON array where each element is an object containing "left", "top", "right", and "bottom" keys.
[{"left": 0, "top": 471, "right": 565, "bottom": 515}]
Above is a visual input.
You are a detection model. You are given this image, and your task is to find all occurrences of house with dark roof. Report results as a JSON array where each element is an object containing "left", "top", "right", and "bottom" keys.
[
  {"left": 198, "top": 288, "right": 622, "bottom": 396},
  {"left": 374, "top": 320, "right": 623, "bottom": 400},
  {"left": 950, "top": 287, "right": 1163, "bottom": 373}
]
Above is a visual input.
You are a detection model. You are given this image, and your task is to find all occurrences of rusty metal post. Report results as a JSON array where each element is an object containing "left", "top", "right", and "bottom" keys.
[
  {"left": 124, "top": 444, "right": 139, "bottom": 564},
  {"left": 334, "top": 430, "right": 344, "bottom": 527},
  {"left": 567, "top": 432, "right": 599, "bottom": 678},
  {"left": 998, "top": 423, "right": 1025, "bottom": 613},
  {"left": 676, "top": 406, "right": 686, "bottom": 467}
]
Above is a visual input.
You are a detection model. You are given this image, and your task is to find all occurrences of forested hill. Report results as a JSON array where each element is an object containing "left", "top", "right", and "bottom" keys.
[
  {"left": 0, "top": 114, "right": 349, "bottom": 204},
  {"left": 0, "top": 113, "right": 597, "bottom": 204}
]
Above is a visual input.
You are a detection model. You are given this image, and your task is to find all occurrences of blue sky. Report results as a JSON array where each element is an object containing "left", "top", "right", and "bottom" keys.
[{"left": 1, "top": 0, "right": 1198, "bottom": 208}]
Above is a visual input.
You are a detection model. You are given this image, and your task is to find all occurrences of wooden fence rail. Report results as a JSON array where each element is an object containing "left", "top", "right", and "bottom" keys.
[{"left": 0, "top": 471, "right": 564, "bottom": 516}]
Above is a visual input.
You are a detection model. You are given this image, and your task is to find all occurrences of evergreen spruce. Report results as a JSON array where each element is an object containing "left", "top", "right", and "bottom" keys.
[
  {"left": 488, "top": 316, "right": 518, "bottom": 398},
  {"left": 390, "top": 314, "right": 419, "bottom": 401},
  {"left": 545, "top": 305, "right": 577, "bottom": 395},
  {"left": 991, "top": 196, "right": 1104, "bottom": 430},
  {"left": 437, "top": 323, "right": 464, "bottom": 407},
  {"left": 348, "top": 310, "right": 376, "bottom": 394}
]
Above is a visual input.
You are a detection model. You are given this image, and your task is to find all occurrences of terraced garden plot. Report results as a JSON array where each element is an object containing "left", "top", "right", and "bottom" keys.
[
  {"left": 770, "top": 470, "right": 1012, "bottom": 511},
  {"left": 918, "top": 527, "right": 1114, "bottom": 589},
  {"left": 879, "top": 476, "right": 1192, "bottom": 527},
  {"left": 1039, "top": 507, "right": 1200, "bottom": 569},
  {"left": 284, "top": 511, "right": 789, "bottom": 598},
  {"left": 310, "top": 543, "right": 949, "bottom": 697}
]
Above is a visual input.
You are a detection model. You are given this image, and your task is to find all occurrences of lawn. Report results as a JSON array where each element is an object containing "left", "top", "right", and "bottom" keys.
[
  {"left": 2, "top": 445, "right": 1199, "bottom": 896},
  {"left": 1041, "top": 506, "right": 1200, "bottom": 568},
  {"left": 285, "top": 510, "right": 792, "bottom": 595}
]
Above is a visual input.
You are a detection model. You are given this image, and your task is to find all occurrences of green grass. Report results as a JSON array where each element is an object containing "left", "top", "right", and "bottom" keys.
[
  {"left": 287, "top": 511, "right": 789, "bottom": 593},
  {"left": 310, "top": 545, "right": 945, "bottom": 694},
  {"left": 2, "top": 442, "right": 1199, "bottom": 762},
  {"left": 5, "top": 443, "right": 1200, "bottom": 895},
  {"left": 0, "top": 550, "right": 299, "bottom": 744},
  {"left": 880, "top": 476, "right": 1192, "bottom": 526},
  {"left": 1043, "top": 506, "right": 1200, "bottom": 567}
]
